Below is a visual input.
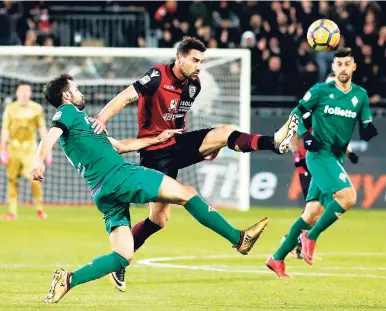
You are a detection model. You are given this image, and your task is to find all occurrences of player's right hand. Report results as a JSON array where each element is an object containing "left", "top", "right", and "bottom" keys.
[
  {"left": 30, "top": 162, "right": 46, "bottom": 181},
  {"left": 301, "top": 132, "right": 320, "bottom": 152},
  {"left": 0, "top": 151, "right": 8, "bottom": 165},
  {"left": 156, "top": 129, "right": 184, "bottom": 143},
  {"left": 90, "top": 117, "right": 109, "bottom": 135}
]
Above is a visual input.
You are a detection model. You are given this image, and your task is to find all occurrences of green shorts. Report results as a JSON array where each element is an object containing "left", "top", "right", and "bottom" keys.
[
  {"left": 91, "top": 163, "right": 164, "bottom": 234},
  {"left": 306, "top": 150, "right": 352, "bottom": 206}
]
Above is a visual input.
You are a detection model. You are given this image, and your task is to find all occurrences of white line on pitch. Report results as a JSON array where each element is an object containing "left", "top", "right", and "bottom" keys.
[{"left": 136, "top": 253, "right": 386, "bottom": 279}]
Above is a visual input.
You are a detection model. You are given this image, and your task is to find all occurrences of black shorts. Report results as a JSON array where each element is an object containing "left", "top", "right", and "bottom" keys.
[
  {"left": 299, "top": 172, "right": 312, "bottom": 199},
  {"left": 139, "top": 128, "right": 213, "bottom": 179}
]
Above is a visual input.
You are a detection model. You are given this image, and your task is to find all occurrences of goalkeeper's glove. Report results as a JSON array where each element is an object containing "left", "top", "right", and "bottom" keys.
[
  {"left": 347, "top": 152, "right": 359, "bottom": 164},
  {"left": 45, "top": 152, "right": 53, "bottom": 166},
  {"left": 301, "top": 131, "right": 320, "bottom": 152},
  {"left": 0, "top": 151, "right": 8, "bottom": 165},
  {"left": 359, "top": 122, "right": 378, "bottom": 142}
]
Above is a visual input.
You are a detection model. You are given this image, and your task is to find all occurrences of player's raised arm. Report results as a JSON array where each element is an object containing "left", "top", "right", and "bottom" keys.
[
  {"left": 94, "top": 67, "right": 162, "bottom": 134},
  {"left": 108, "top": 129, "right": 183, "bottom": 153},
  {"left": 31, "top": 127, "right": 63, "bottom": 181},
  {"left": 96, "top": 84, "right": 139, "bottom": 125}
]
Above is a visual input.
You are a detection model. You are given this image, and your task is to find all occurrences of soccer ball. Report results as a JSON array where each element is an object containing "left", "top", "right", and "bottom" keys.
[{"left": 307, "top": 19, "right": 340, "bottom": 51}]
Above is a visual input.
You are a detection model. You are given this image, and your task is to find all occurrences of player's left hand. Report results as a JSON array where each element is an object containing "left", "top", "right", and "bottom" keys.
[
  {"left": 30, "top": 163, "right": 46, "bottom": 181},
  {"left": 347, "top": 152, "right": 359, "bottom": 164},
  {"left": 156, "top": 129, "right": 184, "bottom": 143},
  {"left": 90, "top": 117, "right": 109, "bottom": 135}
]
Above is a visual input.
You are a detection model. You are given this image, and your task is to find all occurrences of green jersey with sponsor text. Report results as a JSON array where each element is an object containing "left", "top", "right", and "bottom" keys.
[
  {"left": 52, "top": 103, "right": 125, "bottom": 189},
  {"left": 298, "top": 81, "right": 372, "bottom": 157}
]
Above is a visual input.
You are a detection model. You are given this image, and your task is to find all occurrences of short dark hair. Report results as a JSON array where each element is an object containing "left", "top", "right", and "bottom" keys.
[
  {"left": 43, "top": 73, "right": 73, "bottom": 108},
  {"left": 17, "top": 81, "right": 30, "bottom": 88},
  {"left": 177, "top": 36, "right": 206, "bottom": 56},
  {"left": 334, "top": 47, "right": 353, "bottom": 59}
]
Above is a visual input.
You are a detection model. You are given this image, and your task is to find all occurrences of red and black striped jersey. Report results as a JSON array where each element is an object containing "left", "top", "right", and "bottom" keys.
[{"left": 133, "top": 63, "right": 201, "bottom": 150}]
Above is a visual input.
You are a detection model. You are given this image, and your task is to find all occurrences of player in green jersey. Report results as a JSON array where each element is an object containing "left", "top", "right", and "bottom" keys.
[
  {"left": 31, "top": 73, "right": 269, "bottom": 303},
  {"left": 266, "top": 48, "right": 378, "bottom": 277}
]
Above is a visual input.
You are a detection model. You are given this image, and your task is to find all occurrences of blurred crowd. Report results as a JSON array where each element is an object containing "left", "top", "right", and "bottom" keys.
[{"left": 1, "top": 0, "right": 386, "bottom": 102}]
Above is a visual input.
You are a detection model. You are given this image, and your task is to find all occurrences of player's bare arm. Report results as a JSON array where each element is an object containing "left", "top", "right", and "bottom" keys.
[
  {"left": 93, "top": 85, "right": 139, "bottom": 134},
  {"left": 31, "top": 127, "right": 63, "bottom": 181},
  {"left": 109, "top": 129, "right": 183, "bottom": 154}
]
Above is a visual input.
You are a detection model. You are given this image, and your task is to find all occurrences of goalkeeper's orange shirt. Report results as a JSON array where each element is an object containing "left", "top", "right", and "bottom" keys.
[{"left": 2, "top": 101, "right": 46, "bottom": 152}]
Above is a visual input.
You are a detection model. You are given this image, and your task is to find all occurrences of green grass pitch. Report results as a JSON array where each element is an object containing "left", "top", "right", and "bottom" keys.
[{"left": 0, "top": 205, "right": 385, "bottom": 311}]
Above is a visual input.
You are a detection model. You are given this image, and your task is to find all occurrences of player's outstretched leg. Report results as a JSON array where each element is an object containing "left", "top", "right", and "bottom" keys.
[
  {"left": 302, "top": 187, "right": 355, "bottom": 265},
  {"left": 44, "top": 226, "right": 132, "bottom": 303},
  {"left": 197, "top": 115, "right": 299, "bottom": 157},
  {"left": 157, "top": 175, "right": 269, "bottom": 254},
  {"left": 266, "top": 201, "right": 324, "bottom": 277}
]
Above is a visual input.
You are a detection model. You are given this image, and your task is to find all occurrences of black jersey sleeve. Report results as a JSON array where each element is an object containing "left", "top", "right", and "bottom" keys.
[{"left": 133, "top": 67, "right": 162, "bottom": 96}]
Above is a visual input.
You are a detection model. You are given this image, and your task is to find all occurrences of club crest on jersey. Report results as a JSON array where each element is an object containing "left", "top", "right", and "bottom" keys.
[
  {"left": 168, "top": 99, "right": 179, "bottom": 114},
  {"left": 351, "top": 96, "right": 358, "bottom": 107},
  {"left": 189, "top": 85, "right": 197, "bottom": 98}
]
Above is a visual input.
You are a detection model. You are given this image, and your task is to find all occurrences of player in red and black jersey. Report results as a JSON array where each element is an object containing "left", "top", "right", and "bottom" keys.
[{"left": 93, "top": 37, "right": 299, "bottom": 290}]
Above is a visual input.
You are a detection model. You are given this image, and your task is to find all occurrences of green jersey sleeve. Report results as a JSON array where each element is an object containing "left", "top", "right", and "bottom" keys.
[
  {"left": 291, "top": 84, "right": 323, "bottom": 135},
  {"left": 52, "top": 104, "right": 77, "bottom": 135},
  {"left": 299, "top": 83, "right": 322, "bottom": 111},
  {"left": 359, "top": 92, "right": 372, "bottom": 123}
]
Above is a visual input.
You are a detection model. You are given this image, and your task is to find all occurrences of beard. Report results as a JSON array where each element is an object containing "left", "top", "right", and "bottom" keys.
[
  {"left": 73, "top": 98, "right": 85, "bottom": 110},
  {"left": 338, "top": 73, "right": 351, "bottom": 83}
]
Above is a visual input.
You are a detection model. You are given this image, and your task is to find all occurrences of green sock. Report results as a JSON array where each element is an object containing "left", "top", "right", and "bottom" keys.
[
  {"left": 273, "top": 217, "right": 311, "bottom": 260},
  {"left": 184, "top": 195, "right": 241, "bottom": 246},
  {"left": 70, "top": 251, "right": 129, "bottom": 289},
  {"left": 307, "top": 200, "right": 346, "bottom": 241}
]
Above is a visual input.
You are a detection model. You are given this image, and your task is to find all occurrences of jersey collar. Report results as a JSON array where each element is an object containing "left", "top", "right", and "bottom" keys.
[{"left": 334, "top": 83, "right": 352, "bottom": 94}]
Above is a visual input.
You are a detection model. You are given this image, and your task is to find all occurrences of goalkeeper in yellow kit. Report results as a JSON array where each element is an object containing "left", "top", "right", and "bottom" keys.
[{"left": 0, "top": 82, "right": 51, "bottom": 220}]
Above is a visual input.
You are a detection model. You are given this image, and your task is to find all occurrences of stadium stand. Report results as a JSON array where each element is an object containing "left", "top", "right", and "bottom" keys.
[{"left": 1, "top": 0, "right": 385, "bottom": 101}]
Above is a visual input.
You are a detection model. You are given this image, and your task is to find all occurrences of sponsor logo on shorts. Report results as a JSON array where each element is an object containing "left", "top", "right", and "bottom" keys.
[{"left": 324, "top": 105, "right": 357, "bottom": 118}]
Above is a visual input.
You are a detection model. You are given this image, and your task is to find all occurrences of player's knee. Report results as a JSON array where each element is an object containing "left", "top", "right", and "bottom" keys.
[
  {"left": 335, "top": 188, "right": 357, "bottom": 209},
  {"left": 151, "top": 208, "right": 170, "bottom": 227},
  {"left": 219, "top": 125, "right": 236, "bottom": 142},
  {"left": 177, "top": 184, "right": 198, "bottom": 205},
  {"left": 303, "top": 201, "right": 324, "bottom": 225},
  {"left": 114, "top": 248, "right": 134, "bottom": 262}
]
